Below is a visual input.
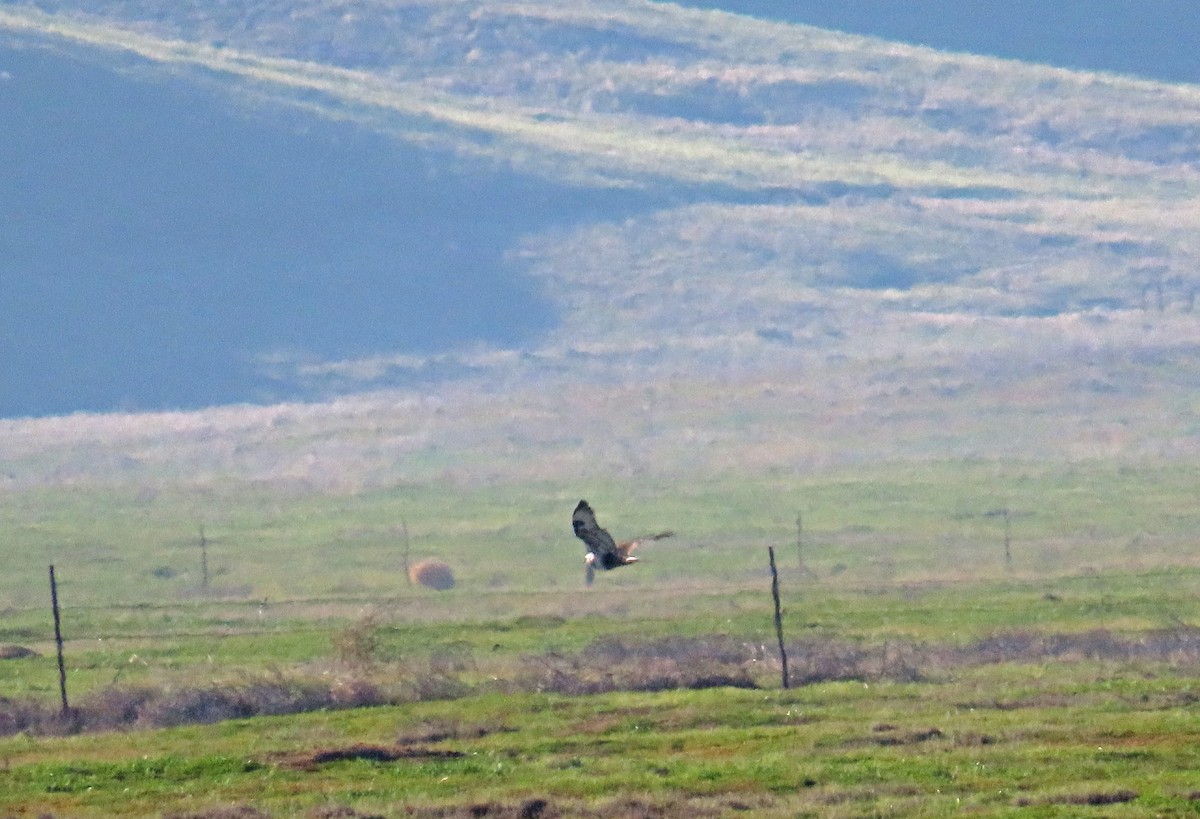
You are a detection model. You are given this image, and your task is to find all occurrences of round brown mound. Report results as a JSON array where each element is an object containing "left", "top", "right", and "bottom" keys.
[{"left": 409, "top": 559, "right": 455, "bottom": 591}]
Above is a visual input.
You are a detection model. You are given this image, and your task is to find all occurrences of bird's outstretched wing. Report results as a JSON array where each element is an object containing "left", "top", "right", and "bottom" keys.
[
  {"left": 622, "top": 531, "right": 675, "bottom": 554},
  {"left": 573, "top": 499, "right": 617, "bottom": 557}
]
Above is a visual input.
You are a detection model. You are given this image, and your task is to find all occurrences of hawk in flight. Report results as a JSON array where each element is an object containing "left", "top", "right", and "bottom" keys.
[{"left": 572, "top": 499, "right": 674, "bottom": 586}]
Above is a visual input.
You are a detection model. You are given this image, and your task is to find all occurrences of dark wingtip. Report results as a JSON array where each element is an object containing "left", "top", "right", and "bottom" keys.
[{"left": 572, "top": 500, "right": 590, "bottom": 537}]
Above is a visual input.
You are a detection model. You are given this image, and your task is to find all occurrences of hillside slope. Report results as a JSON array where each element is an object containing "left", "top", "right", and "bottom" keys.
[{"left": 2, "top": 0, "right": 1199, "bottom": 486}]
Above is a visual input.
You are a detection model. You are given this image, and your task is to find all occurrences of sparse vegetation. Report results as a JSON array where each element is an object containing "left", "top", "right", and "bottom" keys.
[{"left": 8, "top": 622, "right": 1200, "bottom": 741}]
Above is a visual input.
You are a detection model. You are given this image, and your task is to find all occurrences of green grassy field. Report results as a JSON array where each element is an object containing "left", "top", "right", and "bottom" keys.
[
  {"left": 4, "top": 675, "right": 1200, "bottom": 817},
  {"left": 2, "top": 459, "right": 1200, "bottom": 816},
  {"left": 4, "top": 459, "right": 1198, "bottom": 606}
]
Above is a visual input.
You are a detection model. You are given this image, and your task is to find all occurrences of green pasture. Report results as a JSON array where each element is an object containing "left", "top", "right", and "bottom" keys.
[
  {"left": 2, "top": 458, "right": 1200, "bottom": 815},
  {"left": 3, "top": 664, "right": 1200, "bottom": 816},
  {"left": 3, "top": 459, "right": 1197, "bottom": 609}
]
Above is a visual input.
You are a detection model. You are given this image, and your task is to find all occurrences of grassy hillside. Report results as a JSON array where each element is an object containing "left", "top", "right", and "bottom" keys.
[{"left": 2, "top": 0, "right": 1199, "bottom": 454}]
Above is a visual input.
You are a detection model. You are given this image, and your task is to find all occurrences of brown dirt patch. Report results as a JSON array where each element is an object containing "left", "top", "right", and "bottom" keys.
[
  {"left": 273, "top": 743, "right": 465, "bottom": 771},
  {"left": 0, "top": 645, "right": 37, "bottom": 660}
]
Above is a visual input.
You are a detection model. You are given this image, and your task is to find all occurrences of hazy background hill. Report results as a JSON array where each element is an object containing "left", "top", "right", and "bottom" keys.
[
  {"left": 678, "top": 1, "right": 1200, "bottom": 85},
  {"left": 2, "top": 0, "right": 1199, "bottom": 488}
]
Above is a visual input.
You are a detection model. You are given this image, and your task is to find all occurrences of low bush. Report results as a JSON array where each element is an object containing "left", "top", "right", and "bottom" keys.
[
  {"left": 143, "top": 678, "right": 335, "bottom": 727},
  {"left": 520, "top": 635, "right": 758, "bottom": 695},
  {"left": 0, "top": 675, "right": 391, "bottom": 736},
  {"left": 4, "top": 627, "right": 1199, "bottom": 737}
]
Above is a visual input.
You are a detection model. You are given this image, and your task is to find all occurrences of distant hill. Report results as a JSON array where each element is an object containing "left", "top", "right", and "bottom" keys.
[
  {"left": 675, "top": 1, "right": 1200, "bottom": 85},
  {"left": 1, "top": 0, "right": 1199, "bottom": 484},
  {"left": 0, "top": 35, "right": 658, "bottom": 416}
]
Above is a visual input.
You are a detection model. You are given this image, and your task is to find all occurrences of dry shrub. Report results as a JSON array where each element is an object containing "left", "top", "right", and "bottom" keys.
[
  {"left": 333, "top": 611, "right": 382, "bottom": 667},
  {"left": 0, "top": 675, "right": 393, "bottom": 737},
  {"left": 397, "top": 800, "right": 556, "bottom": 819},
  {"left": 77, "top": 686, "right": 158, "bottom": 731},
  {"left": 0, "top": 696, "right": 54, "bottom": 735},
  {"left": 308, "top": 808, "right": 387, "bottom": 819},
  {"left": 6, "top": 627, "right": 1200, "bottom": 738},
  {"left": 409, "top": 671, "right": 472, "bottom": 701},
  {"left": 521, "top": 635, "right": 758, "bottom": 695},
  {"left": 955, "top": 628, "right": 1200, "bottom": 667},
  {"left": 329, "top": 677, "right": 385, "bottom": 709},
  {"left": 143, "top": 678, "right": 335, "bottom": 727},
  {"left": 784, "top": 637, "right": 925, "bottom": 686},
  {"left": 163, "top": 807, "right": 271, "bottom": 819},
  {"left": 396, "top": 720, "right": 507, "bottom": 745},
  {"left": 410, "top": 559, "right": 455, "bottom": 591},
  {"left": 309, "top": 807, "right": 387, "bottom": 819},
  {"left": 784, "top": 627, "right": 1200, "bottom": 687}
]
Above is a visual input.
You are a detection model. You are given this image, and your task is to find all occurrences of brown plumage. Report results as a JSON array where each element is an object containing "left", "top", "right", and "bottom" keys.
[{"left": 572, "top": 499, "right": 673, "bottom": 586}]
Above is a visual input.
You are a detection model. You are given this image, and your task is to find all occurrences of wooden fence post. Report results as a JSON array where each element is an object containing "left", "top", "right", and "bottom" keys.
[
  {"left": 199, "top": 525, "right": 210, "bottom": 591},
  {"left": 1002, "top": 508, "right": 1012, "bottom": 571},
  {"left": 768, "top": 547, "right": 789, "bottom": 689},
  {"left": 49, "top": 565, "right": 69, "bottom": 714},
  {"left": 401, "top": 518, "right": 412, "bottom": 586},
  {"left": 796, "top": 512, "right": 804, "bottom": 572}
]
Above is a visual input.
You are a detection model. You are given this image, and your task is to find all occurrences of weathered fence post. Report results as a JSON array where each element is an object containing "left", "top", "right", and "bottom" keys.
[
  {"left": 768, "top": 546, "right": 789, "bottom": 689},
  {"left": 1002, "top": 508, "right": 1012, "bottom": 571},
  {"left": 795, "top": 512, "right": 804, "bottom": 572},
  {"left": 49, "top": 565, "right": 69, "bottom": 714},
  {"left": 401, "top": 517, "right": 412, "bottom": 586},
  {"left": 199, "top": 525, "right": 210, "bottom": 591},
  {"left": 984, "top": 507, "right": 1015, "bottom": 572}
]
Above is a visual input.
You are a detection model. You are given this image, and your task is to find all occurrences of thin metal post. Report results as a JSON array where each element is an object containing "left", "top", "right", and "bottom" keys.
[
  {"left": 796, "top": 512, "right": 804, "bottom": 572},
  {"left": 49, "top": 565, "right": 69, "bottom": 714},
  {"left": 199, "top": 525, "right": 210, "bottom": 591},
  {"left": 768, "top": 547, "right": 789, "bottom": 689},
  {"left": 401, "top": 518, "right": 412, "bottom": 586},
  {"left": 1003, "top": 509, "right": 1012, "bottom": 571}
]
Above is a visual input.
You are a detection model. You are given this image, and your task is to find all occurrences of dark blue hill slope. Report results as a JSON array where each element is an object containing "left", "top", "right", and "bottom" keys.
[{"left": 0, "top": 43, "right": 654, "bottom": 416}]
